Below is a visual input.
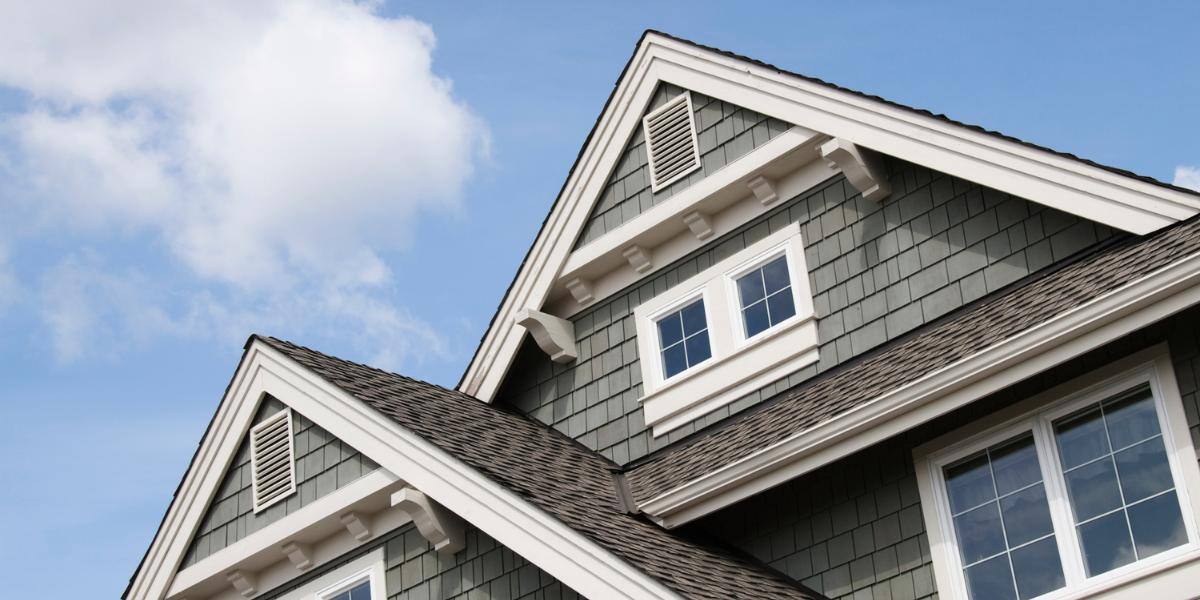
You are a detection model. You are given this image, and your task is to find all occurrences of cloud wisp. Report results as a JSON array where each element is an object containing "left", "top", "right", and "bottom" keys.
[
  {"left": 1175, "top": 165, "right": 1200, "bottom": 192},
  {"left": 0, "top": 1, "right": 486, "bottom": 366}
]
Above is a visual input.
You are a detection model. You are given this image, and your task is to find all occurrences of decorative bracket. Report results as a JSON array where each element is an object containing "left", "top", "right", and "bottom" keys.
[
  {"left": 682, "top": 211, "right": 714, "bottom": 240},
  {"left": 622, "top": 245, "right": 653, "bottom": 274},
  {"left": 819, "top": 138, "right": 891, "bottom": 202},
  {"left": 515, "top": 308, "right": 577, "bottom": 363},
  {"left": 747, "top": 175, "right": 779, "bottom": 206},
  {"left": 339, "top": 511, "right": 372, "bottom": 542},
  {"left": 280, "top": 541, "right": 313, "bottom": 571},
  {"left": 565, "top": 277, "right": 594, "bottom": 305},
  {"left": 391, "top": 487, "right": 465, "bottom": 556},
  {"left": 226, "top": 570, "right": 257, "bottom": 598}
]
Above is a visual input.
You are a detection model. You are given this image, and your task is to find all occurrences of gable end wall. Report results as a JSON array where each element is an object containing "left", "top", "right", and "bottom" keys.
[{"left": 500, "top": 157, "right": 1117, "bottom": 465}]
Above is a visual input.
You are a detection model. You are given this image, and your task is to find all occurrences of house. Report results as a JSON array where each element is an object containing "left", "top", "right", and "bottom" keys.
[{"left": 125, "top": 30, "right": 1200, "bottom": 600}]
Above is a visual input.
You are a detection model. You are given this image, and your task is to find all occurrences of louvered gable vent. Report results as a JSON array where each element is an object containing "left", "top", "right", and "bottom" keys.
[
  {"left": 643, "top": 92, "right": 702, "bottom": 192},
  {"left": 251, "top": 408, "right": 296, "bottom": 512}
]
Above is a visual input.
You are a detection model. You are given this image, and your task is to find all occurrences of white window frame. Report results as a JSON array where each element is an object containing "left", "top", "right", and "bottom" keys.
[
  {"left": 914, "top": 346, "right": 1200, "bottom": 600},
  {"left": 277, "top": 548, "right": 386, "bottom": 600},
  {"left": 634, "top": 222, "right": 818, "bottom": 436}
]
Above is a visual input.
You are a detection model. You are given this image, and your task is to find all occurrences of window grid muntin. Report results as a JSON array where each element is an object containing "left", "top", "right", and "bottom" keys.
[
  {"left": 1052, "top": 388, "right": 1182, "bottom": 575},
  {"left": 944, "top": 435, "right": 1064, "bottom": 599},
  {"left": 735, "top": 254, "right": 796, "bottom": 339},
  {"left": 656, "top": 298, "right": 711, "bottom": 379},
  {"left": 929, "top": 371, "right": 1197, "bottom": 600}
]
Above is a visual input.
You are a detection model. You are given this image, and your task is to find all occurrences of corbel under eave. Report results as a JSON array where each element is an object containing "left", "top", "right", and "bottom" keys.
[
  {"left": 391, "top": 487, "right": 466, "bottom": 556},
  {"left": 226, "top": 570, "right": 257, "bottom": 598},
  {"left": 819, "top": 138, "right": 891, "bottom": 202},
  {"left": 516, "top": 308, "right": 577, "bottom": 363}
]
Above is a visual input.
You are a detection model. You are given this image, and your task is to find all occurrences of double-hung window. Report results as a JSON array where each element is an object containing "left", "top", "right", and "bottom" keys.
[
  {"left": 734, "top": 255, "right": 797, "bottom": 339},
  {"left": 656, "top": 298, "right": 712, "bottom": 379},
  {"left": 917, "top": 353, "right": 1200, "bottom": 600}
]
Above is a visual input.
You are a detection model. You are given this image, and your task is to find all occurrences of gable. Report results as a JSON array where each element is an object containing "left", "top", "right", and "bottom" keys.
[
  {"left": 498, "top": 156, "right": 1118, "bottom": 463},
  {"left": 459, "top": 30, "right": 1200, "bottom": 410},
  {"left": 182, "top": 396, "right": 378, "bottom": 568},
  {"left": 575, "top": 82, "right": 791, "bottom": 248}
]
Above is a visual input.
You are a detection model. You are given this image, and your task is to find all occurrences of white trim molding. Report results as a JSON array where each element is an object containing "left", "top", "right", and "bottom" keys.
[
  {"left": 127, "top": 339, "right": 681, "bottom": 600},
  {"left": 459, "top": 30, "right": 1199, "bottom": 405},
  {"left": 391, "top": 487, "right": 466, "bottom": 556},
  {"left": 639, "top": 245, "right": 1200, "bottom": 529},
  {"left": 633, "top": 223, "right": 818, "bottom": 435},
  {"left": 913, "top": 347, "right": 1200, "bottom": 600}
]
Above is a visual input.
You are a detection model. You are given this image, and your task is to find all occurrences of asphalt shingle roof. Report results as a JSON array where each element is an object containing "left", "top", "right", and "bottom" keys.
[
  {"left": 625, "top": 215, "right": 1200, "bottom": 503},
  {"left": 259, "top": 336, "right": 825, "bottom": 600}
]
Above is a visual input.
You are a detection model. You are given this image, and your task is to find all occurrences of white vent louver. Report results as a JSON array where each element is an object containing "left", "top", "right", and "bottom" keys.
[
  {"left": 643, "top": 92, "right": 702, "bottom": 192},
  {"left": 251, "top": 408, "right": 296, "bottom": 512}
]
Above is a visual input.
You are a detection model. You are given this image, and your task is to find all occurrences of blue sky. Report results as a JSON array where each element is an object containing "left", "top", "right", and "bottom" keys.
[{"left": 0, "top": 1, "right": 1196, "bottom": 597}]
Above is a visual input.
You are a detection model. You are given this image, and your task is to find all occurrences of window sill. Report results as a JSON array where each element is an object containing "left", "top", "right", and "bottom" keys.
[
  {"left": 641, "top": 314, "right": 818, "bottom": 436},
  {"left": 1046, "top": 544, "right": 1200, "bottom": 600}
]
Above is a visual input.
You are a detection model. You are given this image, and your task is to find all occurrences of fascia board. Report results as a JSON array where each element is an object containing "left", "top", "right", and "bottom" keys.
[{"left": 639, "top": 247, "right": 1200, "bottom": 528}]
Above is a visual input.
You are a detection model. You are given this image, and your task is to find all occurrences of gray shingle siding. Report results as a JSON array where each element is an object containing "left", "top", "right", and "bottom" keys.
[
  {"left": 690, "top": 305, "right": 1200, "bottom": 599},
  {"left": 574, "top": 82, "right": 791, "bottom": 247},
  {"left": 254, "top": 522, "right": 577, "bottom": 600},
  {"left": 183, "top": 396, "right": 379, "bottom": 567},
  {"left": 499, "top": 157, "right": 1117, "bottom": 466}
]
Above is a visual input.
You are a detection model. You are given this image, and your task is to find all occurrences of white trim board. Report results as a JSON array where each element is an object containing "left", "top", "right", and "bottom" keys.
[
  {"left": 459, "top": 31, "right": 1199, "bottom": 404},
  {"left": 638, "top": 245, "right": 1200, "bottom": 529},
  {"left": 127, "top": 340, "right": 680, "bottom": 600}
]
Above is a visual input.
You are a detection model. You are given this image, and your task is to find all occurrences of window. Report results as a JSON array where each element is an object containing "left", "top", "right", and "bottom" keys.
[
  {"left": 657, "top": 298, "right": 712, "bottom": 379},
  {"left": 322, "top": 579, "right": 372, "bottom": 600},
  {"left": 735, "top": 255, "right": 796, "bottom": 338},
  {"left": 916, "top": 353, "right": 1200, "bottom": 600},
  {"left": 633, "top": 223, "right": 818, "bottom": 435}
]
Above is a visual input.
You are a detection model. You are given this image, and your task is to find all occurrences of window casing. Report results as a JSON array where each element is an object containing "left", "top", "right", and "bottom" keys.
[
  {"left": 634, "top": 223, "right": 818, "bottom": 435},
  {"left": 916, "top": 352, "right": 1200, "bottom": 600}
]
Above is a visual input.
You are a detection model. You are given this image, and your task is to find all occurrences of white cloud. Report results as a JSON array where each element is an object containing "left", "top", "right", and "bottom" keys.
[
  {"left": 1175, "top": 165, "right": 1200, "bottom": 192},
  {"left": 0, "top": 0, "right": 486, "bottom": 364}
]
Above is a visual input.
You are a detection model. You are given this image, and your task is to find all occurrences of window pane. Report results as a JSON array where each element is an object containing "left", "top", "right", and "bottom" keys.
[
  {"left": 999, "top": 485, "right": 1053, "bottom": 547},
  {"left": 349, "top": 581, "right": 372, "bottom": 600},
  {"left": 955, "top": 502, "right": 1007, "bottom": 565},
  {"left": 684, "top": 331, "right": 712, "bottom": 366},
  {"left": 1104, "top": 389, "right": 1160, "bottom": 449},
  {"left": 964, "top": 554, "right": 1016, "bottom": 600},
  {"left": 737, "top": 269, "right": 766, "bottom": 306},
  {"left": 1063, "top": 458, "right": 1123, "bottom": 522},
  {"left": 662, "top": 343, "right": 687, "bottom": 379},
  {"left": 1127, "top": 490, "right": 1186, "bottom": 559},
  {"left": 1055, "top": 407, "right": 1110, "bottom": 469},
  {"left": 1077, "top": 510, "right": 1135, "bottom": 576},
  {"left": 946, "top": 453, "right": 995, "bottom": 514},
  {"left": 657, "top": 313, "right": 683, "bottom": 347},
  {"left": 1010, "top": 536, "right": 1065, "bottom": 600},
  {"left": 766, "top": 289, "right": 796, "bottom": 324},
  {"left": 991, "top": 436, "right": 1042, "bottom": 496},
  {"left": 762, "top": 256, "right": 791, "bottom": 294},
  {"left": 742, "top": 301, "right": 770, "bottom": 338},
  {"left": 680, "top": 299, "right": 707, "bottom": 336},
  {"left": 1114, "top": 437, "right": 1173, "bottom": 503}
]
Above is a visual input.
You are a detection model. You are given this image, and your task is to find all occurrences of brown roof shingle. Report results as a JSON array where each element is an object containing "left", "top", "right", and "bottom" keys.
[{"left": 259, "top": 336, "right": 825, "bottom": 600}]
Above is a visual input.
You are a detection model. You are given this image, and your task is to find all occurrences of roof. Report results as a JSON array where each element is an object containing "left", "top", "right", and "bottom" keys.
[
  {"left": 258, "top": 336, "right": 825, "bottom": 600},
  {"left": 458, "top": 28, "right": 1200, "bottom": 390},
  {"left": 625, "top": 212, "right": 1200, "bottom": 503}
]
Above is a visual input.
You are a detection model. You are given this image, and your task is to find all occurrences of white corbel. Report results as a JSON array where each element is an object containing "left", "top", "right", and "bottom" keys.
[
  {"left": 622, "top": 245, "right": 653, "bottom": 274},
  {"left": 226, "top": 570, "right": 257, "bottom": 598},
  {"left": 682, "top": 211, "right": 714, "bottom": 240},
  {"left": 819, "top": 138, "right": 891, "bottom": 202},
  {"left": 391, "top": 487, "right": 465, "bottom": 556},
  {"left": 747, "top": 175, "right": 779, "bottom": 206},
  {"left": 339, "top": 511, "right": 372, "bottom": 542},
  {"left": 515, "top": 308, "right": 577, "bottom": 363},
  {"left": 565, "top": 277, "right": 594, "bottom": 305},
  {"left": 280, "top": 541, "right": 313, "bottom": 571}
]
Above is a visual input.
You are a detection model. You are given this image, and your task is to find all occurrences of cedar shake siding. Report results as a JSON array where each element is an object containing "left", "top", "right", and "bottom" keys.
[
  {"left": 690, "top": 305, "right": 1200, "bottom": 600},
  {"left": 498, "top": 156, "right": 1117, "bottom": 465}
]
